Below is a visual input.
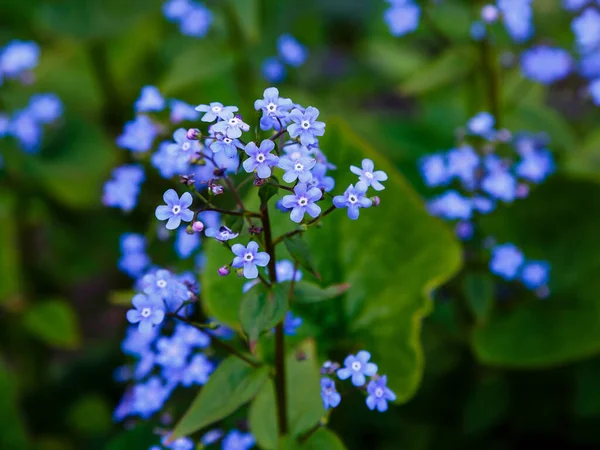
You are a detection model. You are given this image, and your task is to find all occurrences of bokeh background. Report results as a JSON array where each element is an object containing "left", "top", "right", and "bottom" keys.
[{"left": 1, "top": 0, "right": 600, "bottom": 449}]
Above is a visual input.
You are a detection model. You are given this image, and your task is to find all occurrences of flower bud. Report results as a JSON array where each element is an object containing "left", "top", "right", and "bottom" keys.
[
  {"left": 371, "top": 196, "right": 380, "bottom": 207},
  {"left": 192, "top": 221, "right": 205, "bottom": 233},
  {"left": 516, "top": 183, "right": 529, "bottom": 199},
  {"left": 210, "top": 185, "right": 224, "bottom": 195},
  {"left": 249, "top": 225, "right": 263, "bottom": 235},
  {"left": 254, "top": 177, "right": 266, "bottom": 187},
  {"left": 180, "top": 174, "right": 195, "bottom": 186},
  {"left": 186, "top": 128, "right": 201, "bottom": 140},
  {"left": 218, "top": 266, "right": 230, "bottom": 276},
  {"left": 481, "top": 5, "right": 499, "bottom": 23}
]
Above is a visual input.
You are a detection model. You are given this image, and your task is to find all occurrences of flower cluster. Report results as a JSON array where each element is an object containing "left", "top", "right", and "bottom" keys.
[
  {"left": 384, "top": 0, "right": 421, "bottom": 37},
  {"left": 119, "top": 233, "right": 151, "bottom": 278},
  {"left": 162, "top": 0, "right": 213, "bottom": 38},
  {"left": 0, "top": 40, "right": 63, "bottom": 154},
  {"left": 103, "top": 165, "right": 145, "bottom": 212},
  {"left": 320, "top": 351, "right": 396, "bottom": 413},
  {"left": 470, "top": 1, "right": 534, "bottom": 42},
  {"left": 262, "top": 35, "right": 308, "bottom": 83}
]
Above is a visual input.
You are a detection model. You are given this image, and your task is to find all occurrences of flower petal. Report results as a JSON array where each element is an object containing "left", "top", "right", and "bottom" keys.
[
  {"left": 253, "top": 252, "right": 270, "bottom": 267},
  {"left": 155, "top": 205, "right": 172, "bottom": 220},
  {"left": 163, "top": 189, "right": 179, "bottom": 205},
  {"left": 243, "top": 263, "right": 259, "bottom": 279},
  {"left": 166, "top": 216, "right": 182, "bottom": 230}
]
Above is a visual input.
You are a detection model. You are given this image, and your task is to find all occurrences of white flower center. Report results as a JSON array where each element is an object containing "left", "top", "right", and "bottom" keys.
[
  {"left": 224, "top": 137, "right": 232, "bottom": 144},
  {"left": 212, "top": 105, "right": 222, "bottom": 113},
  {"left": 351, "top": 361, "right": 362, "bottom": 371},
  {"left": 348, "top": 195, "right": 358, "bottom": 204},
  {"left": 157, "top": 279, "right": 167, "bottom": 289},
  {"left": 294, "top": 162, "right": 304, "bottom": 171},
  {"left": 267, "top": 102, "right": 277, "bottom": 113},
  {"left": 256, "top": 153, "right": 265, "bottom": 163},
  {"left": 364, "top": 171, "right": 373, "bottom": 179},
  {"left": 301, "top": 120, "right": 310, "bottom": 129},
  {"left": 298, "top": 197, "right": 308, "bottom": 206},
  {"left": 141, "top": 307, "right": 152, "bottom": 318},
  {"left": 229, "top": 117, "right": 239, "bottom": 126},
  {"left": 375, "top": 387, "right": 384, "bottom": 397},
  {"left": 182, "top": 142, "right": 191, "bottom": 151},
  {"left": 172, "top": 205, "right": 181, "bottom": 214},
  {"left": 244, "top": 252, "right": 254, "bottom": 262}
]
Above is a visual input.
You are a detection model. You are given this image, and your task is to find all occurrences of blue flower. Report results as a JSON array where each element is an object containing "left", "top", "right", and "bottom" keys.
[
  {"left": 281, "top": 183, "right": 322, "bottom": 223},
  {"left": 116, "top": 115, "right": 158, "bottom": 152},
  {"left": 175, "top": 228, "right": 200, "bottom": 259},
  {"left": 333, "top": 182, "right": 372, "bottom": 220},
  {"left": 490, "top": 243, "right": 525, "bottom": 280},
  {"left": 287, "top": 107, "right": 325, "bottom": 146},
  {"left": 276, "top": 260, "right": 302, "bottom": 282},
  {"left": 284, "top": 312, "right": 303, "bottom": 335},
  {"left": 161, "top": 435, "right": 194, "bottom": 450},
  {"left": 337, "top": 350, "right": 378, "bottom": 386},
  {"left": 209, "top": 133, "right": 243, "bottom": 158},
  {"left": 427, "top": 191, "right": 472, "bottom": 220},
  {"left": 520, "top": 46, "right": 572, "bottom": 84},
  {"left": 179, "top": 4, "right": 213, "bottom": 38},
  {"left": 278, "top": 155, "right": 316, "bottom": 183},
  {"left": 167, "top": 128, "right": 201, "bottom": 158},
  {"left": 170, "top": 100, "right": 200, "bottom": 123},
  {"left": 580, "top": 49, "right": 600, "bottom": 78},
  {"left": 515, "top": 149, "right": 554, "bottom": 183},
  {"left": 572, "top": 8, "right": 600, "bottom": 54},
  {"left": 306, "top": 163, "right": 335, "bottom": 192},
  {"left": 205, "top": 225, "right": 239, "bottom": 241},
  {"left": 222, "top": 430, "right": 255, "bottom": 450},
  {"left": 350, "top": 158, "right": 388, "bottom": 191},
  {"left": 262, "top": 57, "right": 286, "bottom": 83},
  {"left": 173, "top": 322, "right": 210, "bottom": 348},
  {"left": 121, "top": 325, "right": 157, "bottom": 356},
  {"left": 242, "top": 140, "right": 279, "bottom": 178},
  {"left": 520, "top": 261, "right": 550, "bottom": 290},
  {"left": 277, "top": 34, "right": 308, "bottom": 67},
  {"left": 481, "top": 169, "right": 517, "bottom": 202},
  {"left": 151, "top": 141, "right": 191, "bottom": 179},
  {"left": 119, "top": 234, "right": 150, "bottom": 278},
  {"left": 201, "top": 429, "right": 224, "bottom": 446},
  {"left": 126, "top": 294, "right": 165, "bottom": 334},
  {"left": 470, "top": 21, "right": 487, "bottom": 41},
  {"left": 121, "top": 233, "right": 146, "bottom": 254},
  {"left": 181, "top": 354, "right": 214, "bottom": 387},
  {"left": 212, "top": 113, "right": 250, "bottom": 139},
  {"left": 231, "top": 241, "right": 270, "bottom": 279},
  {"left": 366, "top": 375, "right": 396, "bottom": 412},
  {"left": 563, "top": 0, "right": 589, "bottom": 10},
  {"left": 0, "top": 40, "right": 40, "bottom": 78},
  {"left": 498, "top": 0, "right": 533, "bottom": 43},
  {"left": 384, "top": 1, "right": 421, "bottom": 37},
  {"left": 467, "top": 112, "right": 495, "bottom": 137},
  {"left": 447, "top": 146, "right": 479, "bottom": 187},
  {"left": 590, "top": 79, "right": 600, "bottom": 105},
  {"left": 162, "top": 0, "right": 192, "bottom": 21},
  {"left": 320, "top": 378, "right": 341, "bottom": 409},
  {"left": 255, "top": 87, "right": 293, "bottom": 131},
  {"left": 419, "top": 153, "right": 449, "bottom": 187},
  {"left": 135, "top": 85, "right": 165, "bottom": 112},
  {"left": 156, "top": 336, "right": 191, "bottom": 369},
  {"left": 9, "top": 109, "right": 42, "bottom": 153},
  {"left": 103, "top": 165, "right": 145, "bottom": 212},
  {"left": 132, "top": 376, "right": 169, "bottom": 418},
  {"left": 155, "top": 189, "right": 194, "bottom": 230},
  {"left": 196, "top": 102, "right": 238, "bottom": 122},
  {"left": 27, "top": 93, "right": 63, "bottom": 124}
]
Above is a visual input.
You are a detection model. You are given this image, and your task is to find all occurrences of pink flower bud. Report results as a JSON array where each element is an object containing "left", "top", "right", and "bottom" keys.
[{"left": 192, "top": 221, "right": 204, "bottom": 233}]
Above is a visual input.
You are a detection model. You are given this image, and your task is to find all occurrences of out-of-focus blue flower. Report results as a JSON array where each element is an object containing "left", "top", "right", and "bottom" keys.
[
  {"left": 306, "top": 163, "right": 335, "bottom": 192},
  {"left": 366, "top": 375, "right": 396, "bottom": 412},
  {"left": 288, "top": 107, "right": 325, "bottom": 147},
  {"left": 152, "top": 141, "right": 192, "bottom": 179},
  {"left": 116, "top": 115, "right": 158, "bottom": 152},
  {"left": 277, "top": 34, "right": 308, "bottom": 67},
  {"left": 9, "top": 109, "right": 42, "bottom": 152},
  {"left": 590, "top": 79, "right": 600, "bottom": 105},
  {"left": 455, "top": 221, "right": 474, "bottom": 240},
  {"left": 481, "top": 169, "right": 517, "bottom": 202},
  {"left": 103, "top": 165, "right": 145, "bottom": 212},
  {"left": 283, "top": 312, "right": 303, "bottom": 335},
  {"left": 126, "top": 294, "right": 165, "bottom": 334},
  {"left": 337, "top": 351, "right": 378, "bottom": 387},
  {"left": 231, "top": 241, "right": 270, "bottom": 279},
  {"left": 179, "top": 4, "right": 213, "bottom": 38},
  {"left": 161, "top": 435, "right": 194, "bottom": 450},
  {"left": 276, "top": 260, "right": 302, "bottom": 282},
  {"left": 520, "top": 46, "right": 572, "bottom": 84},
  {"left": 520, "top": 260, "right": 550, "bottom": 290},
  {"left": 163, "top": 0, "right": 192, "bottom": 21},
  {"left": 470, "top": 21, "right": 487, "bottom": 41},
  {"left": 119, "top": 233, "right": 150, "bottom": 278},
  {"left": 321, "top": 378, "right": 341, "bottom": 409},
  {"left": 181, "top": 354, "right": 213, "bottom": 387},
  {"left": 170, "top": 100, "right": 200, "bottom": 123},
  {"left": 156, "top": 336, "right": 191, "bottom": 369},
  {"left": 467, "top": 112, "right": 495, "bottom": 137},
  {"left": 333, "top": 182, "right": 372, "bottom": 220},
  {"left": 419, "top": 153, "right": 449, "bottom": 187},
  {"left": 427, "top": 191, "right": 472, "bottom": 220},
  {"left": 121, "top": 325, "right": 157, "bottom": 356},
  {"left": 175, "top": 227, "right": 200, "bottom": 259},
  {"left": 135, "top": 86, "right": 165, "bottom": 113},
  {"left": 580, "top": 49, "right": 600, "bottom": 78},
  {"left": 173, "top": 322, "right": 210, "bottom": 348},
  {"left": 572, "top": 8, "right": 600, "bottom": 54},
  {"left": 498, "top": 0, "right": 534, "bottom": 43},
  {"left": 447, "top": 146, "right": 479, "bottom": 187},
  {"left": 489, "top": 243, "right": 525, "bottom": 280},
  {"left": 0, "top": 40, "right": 40, "bottom": 78},
  {"left": 563, "top": 0, "right": 591, "bottom": 11},
  {"left": 222, "top": 430, "right": 255, "bottom": 450},
  {"left": 201, "top": 429, "right": 224, "bottom": 446},
  {"left": 132, "top": 376, "right": 169, "bottom": 418},
  {"left": 515, "top": 149, "right": 554, "bottom": 183},
  {"left": 243, "top": 140, "right": 279, "bottom": 178},
  {"left": 262, "top": 57, "right": 286, "bottom": 83},
  {"left": 281, "top": 182, "right": 322, "bottom": 223},
  {"left": 155, "top": 189, "right": 194, "bottom": 230},
  {"left": 384, "top": 1, "right": 420, "bottom": 37},
  {"left": 27, "top": 93, "right": 63, "bottom": 124}
]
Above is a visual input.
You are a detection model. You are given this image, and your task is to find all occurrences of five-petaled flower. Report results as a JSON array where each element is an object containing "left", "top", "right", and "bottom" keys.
[
  {"left": 350, "top": 158, "right": 388, "bottom": 191},
  {"left": 212, "top": 113, "right": 250, "bottom": 139},
  {"left": 281, "top": 183, "right": 322, "bottom": 223},
  {"left": 205, "top": 225, "right": 239, "bottom": 241},
  {"left": 254, "top": 87, "right": 293, "bottom": 131},
  {"left": 366, "top": 375, "right": 396, "bottom": 412},
  {"left": 231, "top": 241, "right": 270, "bottom": 279},
  {"left": 287, "top": 106, "right": 325, "bottom": 146},
  {"left": 126, "top": 293, "right": 165, "bottom": 334},
  {"left": 155, "top": 189, "right": 194, "bottom": 230},
  {"left": 333, "top": 182, "right": 372, "bottom": 220},
  {"left": 278, "top": 155, "right": 316, "bottom": 183},
  {"left": 337, "top": 350, "right": 378, "bottom": 386},
  {"left": 321, "top": 377, "right": 342, "bottom": 409},
  {"left": 243, "top": 140, "right": 279, "bottom": 178},
  {"left": 167, "top": 128, "right": 201, "bottom": 157},
  {"left": 195, "top": 102, "right": 238, "bottom": 122}
]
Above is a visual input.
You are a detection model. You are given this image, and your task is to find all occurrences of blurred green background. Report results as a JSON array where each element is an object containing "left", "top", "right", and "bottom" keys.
[{"left": 2, "top": 0, "right": 600, "bottom": 449}]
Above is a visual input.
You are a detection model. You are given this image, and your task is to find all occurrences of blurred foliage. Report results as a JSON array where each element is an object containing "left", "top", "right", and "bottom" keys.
[{"left": 0, "top": 0, "right": 599, "bottom": 449}]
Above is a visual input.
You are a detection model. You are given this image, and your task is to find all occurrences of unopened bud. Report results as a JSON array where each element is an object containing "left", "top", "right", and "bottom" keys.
[
  {"left": 371, "top": 196, "right": 380, "bottom": 207},
  {"left": 254, "top": 177, "right": 266, "bottom": 187},
  {"left": 249, "top": 225, "right": 263, "bottom": 235},
  {"left": 218, "top": 266, "right": 230, "bottom": 276},
  {"left": 210, "top": 185, "right": 224, "bottom": 195},
  {"left": 516, "top": 183, "right": 529, "bottom": 199},
  {"left": 481, "top": 4, "right": 499, "bottom": 23},
  {"left": 213, "top": 167, "right": 225, "bottom": 177},
  {"left": 187, "top": 128, "right": 201, "bottom": 140},
  {"left": 180, "top": 174, "right": 195, "bottom": 186},
  {"left": 192, "top": 221, "right": 205, "bottom": 233}
]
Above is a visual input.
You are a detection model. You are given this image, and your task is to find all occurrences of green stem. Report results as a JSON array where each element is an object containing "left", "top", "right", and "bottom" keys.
[{"left": 480, "top": 38, "right": 501, "bottom": 127}]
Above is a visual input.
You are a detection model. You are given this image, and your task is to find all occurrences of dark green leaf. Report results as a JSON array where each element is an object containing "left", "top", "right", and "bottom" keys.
[
  {"left": 0, "top": 363, "right": 29, "bottom": 449},
  {"left": 279, "top": 429, "right": 346, "bottom": 450},
  {"left": 0, "top": 192, "right": 21, "bottom": 304},
  {"left": 239, "top": 284, "right": 288, "bottom": 346},
  {"left": 225, "top": 214, "right": 245, "bottom": 234},
  {"left": 171, "top": 356, "right": 269, "bottom": 440},
  {"left": 463, "top": 274, "right": 494, "bottom": 324},
  {"left": 284, "top": 235, "right": 321, "bottom": 280},
  {"left": 259, "top": 182, "right": 280, "bottom": 205},
  {"left": 289, "top": 281, "right": 351, "bottom": 304},
  {"left": 106, "top": 424, "right": 157, "bottom": 450},
  {"left": 227, "top": 0, "right": 261, "bottom": 44},
  {"left": 23, "top": 299, "right": 80, "bottom": 349},
  {"left": 462, "top": 376, "right": 509, "bottom": 435}
]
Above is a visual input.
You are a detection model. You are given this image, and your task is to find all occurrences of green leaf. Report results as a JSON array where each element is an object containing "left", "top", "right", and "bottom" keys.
[
  {"left": 462, "top": 376, "right": 509, "bottom": 435},
  {"left": 0, "top": 192, "right": 21, "bottom": 304},
  {"left": 362, "top": 39, "right": 428, "bottom": 81},
  {"left": 259, "top": 182, "right": 280, "bottom": 205},
  {"left": 400, "top": 46, "right": 477, "bottom": 96},
  {"left": 249, "top": 340, "right": 325, "bottom": 449},
  {"left": 239, "top": 284, "right": 288, "bottom": 346},
  {"left": 564, "top": 128, "right": 600, "bottom": 182},
  {"left": 463, "top": 274, "right": 494, "bottom": 324},
  {"left": 289, "top": 281, "right": 351, "bottom": 304},
  {"left": 284, "top": 235, "right": 321, "bottom": 280},
  {"left": 171, "top": 356, "right": 269, "bottom": 440},
  {"left": 106, "top": 424, "right": 157, "bottom": 450},
  {"left": 23, "top": 299, "right": 80, "bottom": 349},
  {"left": 225, "top": 214, "right": 245, "bottom": 234},
  {"left": 0, "top": 363, "right": 29, "bottom": 449},
  {"left": 473, "top": 178, "right": 600, "bottom": 367},
  {"left": 227, "top": 0, "right": 260, "bottom": 44},
  {"left": 279, "top": 429, "right": 346, "bottom": 450},
  {"left": 66, "top": 395, "right": 112, "bottom": 435}
]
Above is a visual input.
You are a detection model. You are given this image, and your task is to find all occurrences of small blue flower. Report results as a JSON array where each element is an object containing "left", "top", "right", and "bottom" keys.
[
  {"left": 173, "top": 322, "right": 210, "bottom": 348},
  {"left": 255, "top": 87, "right": 293, "bottom": 131},
  {"left": 481, "top": 169, "right": 517, "bottom": 202},
  {"left": 132, "top": 376, "right": 169, "bottom": 418},
  {"left": 287, "top": 107, "right": 325, "bottom": 146},
  {"left": 350, "top": 158, "right": 388, "bottom": 191},
  {"left": 262, "top": 57, "right": 286, "bottom": 83},
  {"left": 205, "top": 225, "right": 239, "bottom": 241},
  {"left": 212, "top": 113, "right": 250, "bottom": 139},
  {"left": 0, "top": 40, "right": 40, "bottom": 78},
  {"left": 135, "top": 85, "right": 165, "bottom": 112},
  {"left": 419, "top": 153, "right": 449, "bottom": 187},
  {"left": 467, "top": 112, "right": 495, "bottom": 137},
  {"left": 161, "top": 435, "right": 194, "bottom": 450},
  {"left": 590, "top": 79, "right": 600, "bottom": 105},
  {"left": 222, "top": 430, "right": 255, "bottom": 450},
  {"left": 427, "top": 191, "right": 473, "bottom": 220},
  {"left": 563, "top": 0, "right": 589, "bottom": 11},
  {"left": 210, "top": 133, "right": 243, "bottom": 158},
  {"left": 9, "top": 109, "right": 42, "bottom": 153},
  {"left": 162, "top": 0, "right": 192, "bottom": 21},
  {"left": 320, "top": 378, "right": 341, "bottom": 409},
  {"left": 27, "top": 93, "right": 63, "bottom": 124},
  {"left": 278, "top": 155, "right": 316, "bottom": 183},
  {"left": 333, "top": 182, "right": 372, "bottom": 220},
  {"left": 490, "top": 243, "right": 525, "bottom": 280},
  {"left": 170, "top": 100, "right": 200, "bottom": 123},
  {"left": 126, "top": 294, "right": 165, "bottom": 334},
  {"left": 337, "top": 351, "right": 378, "bottom": 386},
  {"left": 580, "top": 50, "right": 600, "bottom": 79},
  {"left": 119, "top": 252, "right": 150, "bottom": 279},
  {"left": 281, "top": 183, "right": 322, "bottom": 223},
  {"left": 167, "top": 128, "right": 201, "bottom": 157},
  {"left": 470, "top": 21, "right": 486, "bottom": 41},
  {"left": 231, "top": 241, "right": 270, "bottom": 279},
  {"left": 195, "top": 102, "right": 238, "bottom": 122},
  {"left": 175, "top": 227, "right": 200, "bottom": 259},
  {"left": 446, "top": 146, "right": 479, "bottom": 187},
  {"left": 151, "top": 141, "right": 191, "bottom": 179},
  {"left": 520, "top": 46, "right": 572, "bottom": 84},
  {"left": 155, "top": 189, "right": 194, "bottom": 230},
  {"left": 156, "top": 335, "right": 191, "bottom": 369},
  {"left": 181, "top": 354, "right": 214, "bottom": 387},
  {"left": 242, "top": 140, "right": 279, "bottom": 178},
  {"left": 384, "top": 2, "right": 421, "bottom": 37},
  {"left": 498, "top": 0, "right": 534, "bottom": 43},
  {"left": 276, "top": 260, "right": 302, "bottom": 282},
  {"left": 520, "top": 261, "right": 550, "bottom": 290},
  {"left": 277, "top": 34, "right": 308, "bottom": 67},
  {"left": 121, "top": 325, "right": 157, "bottom": 356},
  {"left": 306, "top": 163, "right": 335, "bottom": 192},
  {"left": 284, "top": 312, "right": 303, "bottom": 335},
  {"left": 179, "top": 4, "right": 213, "bottom": 38},
  {"left": 116, "top": 115, "right": 158, "bottom": 152},
  {"left": 366, "top": 375, "right": 396, "bottom": 412},
  {"left": 103, "top": 165, "right": 145, "bottom": 212},
  {"left": 121, "top": 233, "right": 146, "bottom": 254},
  {"left": 515, "top": 149, "right": 554, "bottom": 183},
  {"left": 572, "top": 8, "right": 600, "bottom": 54}
]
